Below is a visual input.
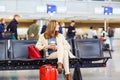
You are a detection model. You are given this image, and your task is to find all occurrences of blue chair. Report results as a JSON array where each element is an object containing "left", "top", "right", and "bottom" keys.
[
  {"left": 0, "top": 40, "right": 8, "bottom": 60},
  {"left": 10, "top": 40, "right": 37, "bottom": 59}
]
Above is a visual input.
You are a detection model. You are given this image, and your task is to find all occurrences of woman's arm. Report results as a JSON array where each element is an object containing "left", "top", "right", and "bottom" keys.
[
  {"left": 35, "top": 35, "right": 46, "bottom": 50},
  {"left": 35, "top": 34, "right": 56, "bottom": 50}
]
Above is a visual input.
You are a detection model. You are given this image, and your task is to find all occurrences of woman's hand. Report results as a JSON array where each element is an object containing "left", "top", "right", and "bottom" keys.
[
  {"left": 44, "top": 44, "right": 57, "bottom": 51},
  {"left": 30, "top": 33, "right": 34, "bottom": 37},
  {"left": 50, "top": 44, "right": 57, "bottom": 51},
  {"left": 72, "top": 30, "right": 76, "bottom": 33}
]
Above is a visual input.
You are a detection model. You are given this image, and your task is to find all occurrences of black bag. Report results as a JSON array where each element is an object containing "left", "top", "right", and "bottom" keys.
[{"left": 2, "top": 31, "right": 12, "bottom": 39}]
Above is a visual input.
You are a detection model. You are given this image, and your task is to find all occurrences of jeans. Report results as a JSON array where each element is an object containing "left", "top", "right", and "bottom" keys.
[
  {"left": 67, "top": 36, "right": 74, "bottom": 40},
  {"left": 109, "top": 37, "right": 114, "bottom": 51}
]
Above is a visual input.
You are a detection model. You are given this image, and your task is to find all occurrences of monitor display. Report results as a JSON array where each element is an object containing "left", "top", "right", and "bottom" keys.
[
  {"left": 104, "top": 7, "right": 113, "bottom": 15},
  {"left": 47, "top": 5, "right": 57, "bottom": 13}
]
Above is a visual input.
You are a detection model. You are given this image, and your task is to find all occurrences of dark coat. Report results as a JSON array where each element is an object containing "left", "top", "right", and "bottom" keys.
[
  {"left": 108, "top": 28, "right": 114, "bottom": 37},
  {"left": 67, "top": 26, "right": 76, "bottom": 38},
  {"left": 59, "top": 26, "right": 63, "bottom": 34},
  {"left": 0, "top": 23, "right": 5, "bottom": 40},
  {"left": 41, "top": 25, "right": 47, "bottom": 34},
  {"left": 7, "top": 19, "right": 18, "bottom": 39},
  {"left": 27, "top": 23, "right": 39, "bottom": 40}
]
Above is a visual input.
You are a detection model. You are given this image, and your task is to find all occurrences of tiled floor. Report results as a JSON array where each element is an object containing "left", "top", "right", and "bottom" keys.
[{"left": 0, "top": 39, "right": 119, "bottom": 80}]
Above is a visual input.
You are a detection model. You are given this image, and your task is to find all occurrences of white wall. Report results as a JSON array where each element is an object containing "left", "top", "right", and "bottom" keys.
[
  {"left": 114, "top": 28, "right": 120, "bottom": 38},
  {"left": 17, "top": 28, "right": 28, "bottom": 35}
]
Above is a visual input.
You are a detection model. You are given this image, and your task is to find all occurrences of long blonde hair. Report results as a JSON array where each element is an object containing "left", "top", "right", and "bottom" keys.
[{"left": 44, "top": 20, "right": 59, "bottom": 39}]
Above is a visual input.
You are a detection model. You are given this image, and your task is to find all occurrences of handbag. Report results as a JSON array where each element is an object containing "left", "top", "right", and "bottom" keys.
[
  {"left": 28, "top": 45, "right": 42, "bottom": 59},
  {"left": 2, "top": 31, "right": 12, "bottom": 39}
]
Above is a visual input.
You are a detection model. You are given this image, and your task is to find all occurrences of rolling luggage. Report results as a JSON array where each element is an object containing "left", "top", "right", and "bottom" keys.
[
  {"left": 40, "top": 64, "right": 57, "bottom": 80},
  {"left": 28, "top": 45, "right": 42, "bottom": 59}
]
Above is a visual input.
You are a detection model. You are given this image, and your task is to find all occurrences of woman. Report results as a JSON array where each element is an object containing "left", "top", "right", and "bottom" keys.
[{"left": 36, "top": 20, "right": 75, "bottom": 80}]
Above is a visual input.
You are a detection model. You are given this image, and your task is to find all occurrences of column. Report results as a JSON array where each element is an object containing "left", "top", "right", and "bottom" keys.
[
  {"left": 37, "top": 19, "right": 46, "bottom": 34},
  {"left": 104, "top": 18, "right": 107, "bottom": 31}
]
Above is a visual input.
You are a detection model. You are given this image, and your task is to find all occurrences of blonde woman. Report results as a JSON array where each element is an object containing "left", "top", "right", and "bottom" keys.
[{"left": 36, "top": 20, "right": 75, "bottom": 80}]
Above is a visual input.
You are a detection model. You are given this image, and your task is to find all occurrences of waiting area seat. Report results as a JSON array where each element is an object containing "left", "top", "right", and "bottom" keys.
[
  {"left": 10, "top": 40, "right": 37, "bottom": 59},
  {"left": 72, "top": 39, "right": 111, "bottom": 80},
  {"left": 0, "top": 40, "right": 8, "bottom": 60},
  {"left": 0, "top": 39, "right": 112, "bottom": 80},
  {"left": 75, "top": 39, "right": 111, "bottom": 58}
]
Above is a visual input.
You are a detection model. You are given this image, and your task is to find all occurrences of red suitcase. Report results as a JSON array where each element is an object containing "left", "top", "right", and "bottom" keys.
[
  {"left": 28, "top": 45, "right": 42, "bottom": 59},
  {"left": 40, "top": 64, "right": 57, "bottom": 80}
]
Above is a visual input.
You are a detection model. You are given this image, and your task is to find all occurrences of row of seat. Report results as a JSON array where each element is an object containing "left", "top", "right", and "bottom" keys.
[
  {"left": 0, "top": 40, "right": 37, "bottom": 60},
  {"left": 0, "top": 39, "right": 112, "bottom": 80},
  {"left": 0, "top": 39, "right": 111, "bottom": 60},
  {"left": 0, "top": 39, "right": 112, "bottom": 63},
  {"left": 68, "top": 39, "right": 111, "bottom": 61}
]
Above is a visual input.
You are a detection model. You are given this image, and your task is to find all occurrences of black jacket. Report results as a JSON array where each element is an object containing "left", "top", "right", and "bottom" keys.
[
  {"left": 67, "top": 26, "right": 76, "bottom": 37},
  {"left": 7, "top": 19, "right": 18, "bottom": 39},
  {"left": 0, "top": 23, "right": 5, "bottom": 39},
  {"left": 41, "top": 25, "right": 47, "bottom": 34},
  {"left": 108, "top": 29, "right": 114, "bottom": 37}
]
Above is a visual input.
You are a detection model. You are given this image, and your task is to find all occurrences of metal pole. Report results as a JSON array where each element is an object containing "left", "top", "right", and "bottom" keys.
[{"left": 104, "top": 18, "right": 107, "bottom": 31}]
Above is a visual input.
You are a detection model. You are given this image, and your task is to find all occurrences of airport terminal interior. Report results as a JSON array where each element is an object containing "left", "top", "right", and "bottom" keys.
[{"left": 0, "top": 0, "right": 120, "bottom": 80}]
